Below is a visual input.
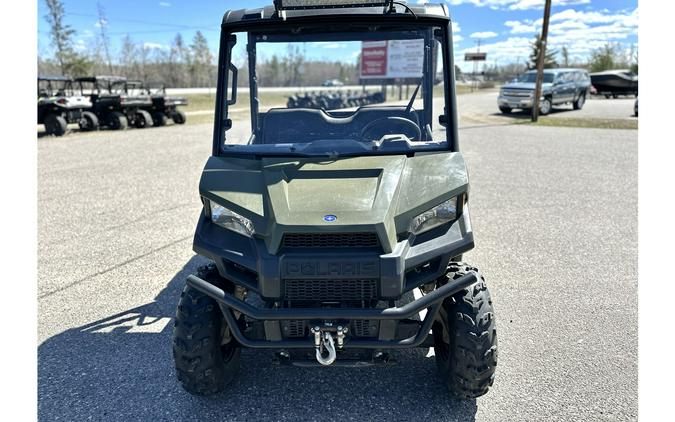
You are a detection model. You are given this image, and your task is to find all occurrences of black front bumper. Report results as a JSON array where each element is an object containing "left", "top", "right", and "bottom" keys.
[
  {"left": 191, "top": 210, "right": 476, "bottom": 349},
  {"left": 187, "top": 270, "right": 478, "bottom": 349},
  {"left": 193, "top": 209, "right": 474, "bottom": 300}
]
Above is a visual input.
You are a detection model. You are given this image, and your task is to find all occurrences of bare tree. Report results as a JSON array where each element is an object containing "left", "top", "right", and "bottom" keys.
[
  {"left": 96, "top": 2, "right": 113, "bottom": 74},
  {"left": 119, "top": 35, "right": 137, "bottom": 78}
]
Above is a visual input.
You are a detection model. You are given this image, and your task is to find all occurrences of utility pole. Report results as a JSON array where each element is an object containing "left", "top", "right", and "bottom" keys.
[
  {"left": 472, "top": 39, "right": 481, "bottom": 92},
  {"left": 531, "top": 0, "right": 552, "bottom": 122}
]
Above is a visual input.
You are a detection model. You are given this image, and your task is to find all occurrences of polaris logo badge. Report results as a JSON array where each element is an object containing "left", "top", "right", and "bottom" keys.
[
  {"left": 323, "top": 214, "right": 337, "bottom": 222},
  {"left": 284, "top": 260, "right": 379, "bottom": 278}
]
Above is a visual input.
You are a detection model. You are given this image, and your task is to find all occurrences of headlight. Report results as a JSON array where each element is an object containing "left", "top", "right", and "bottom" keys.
[
  {"left": 408, "top": 197, "right": 457, "bottom": 235},
  {"left": 208, "top": 200, "right": 255, "bottom": 237}
]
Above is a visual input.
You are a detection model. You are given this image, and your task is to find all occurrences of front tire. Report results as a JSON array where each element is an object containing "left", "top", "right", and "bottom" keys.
[
  {"left": 44, "top": 113, "right": 68, "bottom": 136},
  {"left": 173, "top": 110, "right": 187, "bottom": 124},
  {"left": 107, "top": 112, "right": 128, "bottom": 130},
  {"left": 153, "top": 112, "right": 168, "bottom": 127},
  {"left": 573, "top": 92, "right": 586, "bottom": 110},
  {"left": 135, "top": 110, "right": 153, "bottom": 129},
  {"left": 173, "top": 264, "right": 240, "bottom": 395},
  {"left": 433, "top": 262, "right": 498, "bottom": 399},
  {"left": 539, "top": 97, "right": 552, "bottom": 115},
  {"left": 79, "top": 111, "right": 99, "bottom": 131},
  {"left": 499, "top": 106, "right": 512, "bottom": 114}
]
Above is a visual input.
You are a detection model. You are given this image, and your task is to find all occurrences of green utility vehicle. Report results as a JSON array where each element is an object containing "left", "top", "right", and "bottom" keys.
[{"left": 173, "top": 0, "right": 498, "bottom": 399}]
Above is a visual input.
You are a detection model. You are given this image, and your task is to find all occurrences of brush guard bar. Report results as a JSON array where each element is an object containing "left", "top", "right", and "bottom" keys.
[{"left": 186, "top": 270, "right": 478, "bottom": 349}]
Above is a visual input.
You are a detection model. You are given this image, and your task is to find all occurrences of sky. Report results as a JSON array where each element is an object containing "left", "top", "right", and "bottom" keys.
[{"left": 37, "top": 0, "right": 638, "bottom": 72}]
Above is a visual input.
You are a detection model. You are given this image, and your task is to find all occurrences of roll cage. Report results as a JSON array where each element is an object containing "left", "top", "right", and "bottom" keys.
[{"left": 212, "top": 2, "right": 459, "bottom": 156}]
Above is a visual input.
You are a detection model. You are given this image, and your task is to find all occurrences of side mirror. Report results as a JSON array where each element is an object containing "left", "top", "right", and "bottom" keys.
[{"left": 438, "top": 114, "right": 448, "bottom": 127}]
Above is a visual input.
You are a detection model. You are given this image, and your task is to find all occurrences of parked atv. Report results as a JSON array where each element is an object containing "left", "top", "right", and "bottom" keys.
[
  {"left": 38, "top": 76, "right": 98, "bottom": 136},
  {"left": 73, "top": 76, "right": 153, "bottom": 130},
  {"left": 173, "top": 0, "right": 498, "bottom": 400},
  {"left": 141, "top": 82, "right": 188, "bottom": 126}
]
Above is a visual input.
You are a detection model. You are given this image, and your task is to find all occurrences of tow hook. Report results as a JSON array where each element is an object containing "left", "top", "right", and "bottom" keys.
[{"left": 311, "top": 325, "right": 348, "bottom": 366}]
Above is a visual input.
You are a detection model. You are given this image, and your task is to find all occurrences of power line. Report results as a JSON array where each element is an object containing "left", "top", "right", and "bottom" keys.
[{"left": 64, "top": 12, "right": 219, "bottom": 31}]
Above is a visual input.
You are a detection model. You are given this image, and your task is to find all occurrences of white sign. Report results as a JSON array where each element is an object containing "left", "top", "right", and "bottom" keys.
[{"left": 360, "top": 39, "right": 424, "bottom": 79}]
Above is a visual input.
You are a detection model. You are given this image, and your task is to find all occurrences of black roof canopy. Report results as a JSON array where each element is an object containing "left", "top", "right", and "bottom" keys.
[{"left": 222, "top": 1, "right": 449, "bottom": 27}]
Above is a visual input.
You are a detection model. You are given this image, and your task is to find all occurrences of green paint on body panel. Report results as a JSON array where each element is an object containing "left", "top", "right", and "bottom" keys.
[{"left": 199, "top": 152, "right": 468, "bottom": 254}]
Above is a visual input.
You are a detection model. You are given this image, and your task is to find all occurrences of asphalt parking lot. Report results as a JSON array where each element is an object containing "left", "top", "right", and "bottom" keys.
[
  {"left": 458, "top": 90, "right": 637, "bottom": 126},
  {"left": 38, "top": 113, "right": 637, "bottom": 420}
]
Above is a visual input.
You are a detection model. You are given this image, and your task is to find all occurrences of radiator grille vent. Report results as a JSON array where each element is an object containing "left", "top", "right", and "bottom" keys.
[
  {"left": 282, "top": 232, "right": 379, "bottom": 249},
  {"left": 284, "top": 279, "right": 378, "bottom": 302}
]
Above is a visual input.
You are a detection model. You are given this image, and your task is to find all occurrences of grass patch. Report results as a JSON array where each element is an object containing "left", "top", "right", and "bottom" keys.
[
  {"left": 529, "top": 117, "right": 638, "bottom": 130},
  {"left": 185, "top": 113, "right": 215, "bottom": 126},
  {"left": 183, "top": 85, "right": 494, "bottom": 114}
]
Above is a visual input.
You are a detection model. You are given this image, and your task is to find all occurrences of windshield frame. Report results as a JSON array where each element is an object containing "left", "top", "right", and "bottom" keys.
[{"left": 213, "top": 14, "right": 457, "bottom": 157}]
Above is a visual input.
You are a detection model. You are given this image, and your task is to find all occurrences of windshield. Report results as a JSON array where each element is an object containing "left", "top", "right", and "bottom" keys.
[
  {"left": 516, "top": 72, "right": 555, "bottom": 84},
  {"left": 219, "top": 24, "right": 450, "bottom": 157},
  {"left": 38, "top": 79, "right": 71, "bottom": 97}
]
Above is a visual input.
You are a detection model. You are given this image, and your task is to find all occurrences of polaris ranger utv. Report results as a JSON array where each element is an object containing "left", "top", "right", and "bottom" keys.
[
  {"left": 38, "top": 76, "right": 98, "bottom": 136},
  {"left": 140, "top": 82, "right": 188, "bottom": 126},
  {"left": 173, "top": 0, "right": 498, "bottom": 399},
  {"left": 73, "top": 76, "right": 153, "bottom": 130}
]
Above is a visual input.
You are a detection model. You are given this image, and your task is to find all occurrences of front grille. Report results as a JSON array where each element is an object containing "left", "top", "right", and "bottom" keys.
[
  {"left": 284, "top": 279, "right": 378, "bottom": 302},
  {"left": 282, "top": 232, "right": 379, "bottom": 249},
  {"left": 281, "top": 319, "right": 378, "bottom": 338},
  {"left": 502, "top": 90, "right": 532, "bottom": 98}
]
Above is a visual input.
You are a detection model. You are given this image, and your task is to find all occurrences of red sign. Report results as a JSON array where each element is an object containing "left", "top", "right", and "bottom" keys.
[{"left": 361, "top": 41, "right": 388, "bottom": 77}]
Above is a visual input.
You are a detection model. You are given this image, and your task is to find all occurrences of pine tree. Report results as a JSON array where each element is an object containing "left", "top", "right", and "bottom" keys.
[
  {"left": 190, "top": 31, "right": 213, "bottom": 87},
  {"left": 561, "top": 46, "right": 569, "bottom": 67},
  {"left": 44, "top": 0, "right": 76, "bottom": 75},
  {"left": 528, "top": 34, "right": 558, "bottom": 70}
]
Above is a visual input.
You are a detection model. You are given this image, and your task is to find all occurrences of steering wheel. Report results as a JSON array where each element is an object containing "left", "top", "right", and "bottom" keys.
[{"left": 359, "top": 117, "right": 422, "bottom": 142}]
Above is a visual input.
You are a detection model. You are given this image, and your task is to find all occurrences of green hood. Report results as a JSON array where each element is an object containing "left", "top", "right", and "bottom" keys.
[{"left": 200, "top": 152, "right": 468, "bottom": 254}]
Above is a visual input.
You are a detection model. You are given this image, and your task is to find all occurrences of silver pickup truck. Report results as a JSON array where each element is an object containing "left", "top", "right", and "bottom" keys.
[{"left": 498, "top": 68, "right": 591, "bottom": 115}]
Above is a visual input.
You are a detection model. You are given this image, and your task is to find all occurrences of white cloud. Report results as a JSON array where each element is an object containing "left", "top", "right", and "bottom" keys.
[
  {"left": 470, "top": 31, "right": 498, "bottom": 39},
  {"left": 446, "top": 0, "right": 590, "bottom": 11},
  {"left": 454, "top": 35, "right": 464, "bottom": 42},
  {"left": 313, "top": 42, "right": 347, "bottom": 49},
  {"left": 74, "top": 39, "right": 87, "bottom": 52},
  {"left": 452, "top": 21, "right": 461, "bottom": 33},
  {"left": 493, "top": 7, "right": 639, "bottom": 67},
  {"left": 94, "top": 19, "right": 107, "bottom": 28},
  {"left": 504, "top": 20, "right": 535, "bottom": 34},
  {"left": 159, "top": 1, "right": 171, "bottom": 7},
  {"left": 509, "top": 0, "right": 590, "bottom": 11},
  {"left": 143, "top": 42, "right": 169, "bottom": 50},
  {"left": 455, "top": 36, "right": 532, "bottom": 70}
]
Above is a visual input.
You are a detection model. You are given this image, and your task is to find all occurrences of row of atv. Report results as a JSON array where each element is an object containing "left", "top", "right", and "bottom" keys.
[
  {"left": 286, "top": 90, "right": 385, "bottom": 110},
  {"left": 38, "top": 75, "right": 188, "bottom": 136}
]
